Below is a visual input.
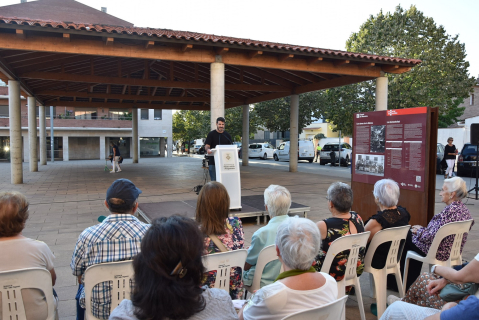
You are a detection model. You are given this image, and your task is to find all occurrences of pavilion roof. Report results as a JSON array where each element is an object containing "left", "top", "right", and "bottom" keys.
[{"left": 0, "top": 14, "right": 421, "bottom": 111}]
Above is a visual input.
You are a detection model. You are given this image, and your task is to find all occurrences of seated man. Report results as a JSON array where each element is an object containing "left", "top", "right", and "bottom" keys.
[
  {"left": 380, "top": 296, "right": 479, "bottom": 320},
  {"left": 243, "top": 185, "right": 291, "bottom": 288},
  {"left": 70, "top": 179, "right": 149, "bottom": 320}
]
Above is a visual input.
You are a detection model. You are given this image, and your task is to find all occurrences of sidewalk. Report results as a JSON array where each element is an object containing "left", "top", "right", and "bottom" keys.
[{"left": 1, "top": 157, "right": 478, "bottom": 319}]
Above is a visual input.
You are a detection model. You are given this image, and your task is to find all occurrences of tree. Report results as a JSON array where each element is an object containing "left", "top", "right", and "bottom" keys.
[
  {"left": 224, "top": 105, "right": 262, "bottom": 141},
  {"left": 320, "top": 5, "right": 475, "bottom": 133},
  {"left": 172, "top": 110, "right": 210, "bottom": 146},
  {"left": 254, "top": 92, "right": 322, "bottom": 133},
  {"left": 314, "top": 133, "right": 326, "bottom": 140}
]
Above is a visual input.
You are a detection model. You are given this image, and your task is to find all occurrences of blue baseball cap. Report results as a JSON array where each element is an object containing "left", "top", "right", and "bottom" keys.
[{"left": 106, "top": 179, "right": 142, "bottom": 206}]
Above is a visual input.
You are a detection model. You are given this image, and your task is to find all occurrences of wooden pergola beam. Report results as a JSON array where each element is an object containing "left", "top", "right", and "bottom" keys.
[
  {"left": 36, "top": 89, "right": 245, "bottom": 103},
  {"left": 19, "top": 71, "right": 292, "bottom": 92},
  {"left": 0, "top": 33, "right": 396, "bottom": 77},
  {"left": 47, "top": 100, "right": 210, "bottom": 110}
]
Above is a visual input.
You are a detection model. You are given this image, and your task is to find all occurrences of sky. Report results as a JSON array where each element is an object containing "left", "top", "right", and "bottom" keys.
[{"left": 1, "top": 0, "right": 478, "bottom": 78}]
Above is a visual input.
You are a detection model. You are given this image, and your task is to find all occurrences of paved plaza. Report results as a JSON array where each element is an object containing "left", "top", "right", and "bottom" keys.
[{"left": 1, "top": 156, "right": 479, "bottom": 319}]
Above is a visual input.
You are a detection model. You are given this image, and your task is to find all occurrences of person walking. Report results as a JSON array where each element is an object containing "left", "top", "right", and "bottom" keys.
[
  {"left": 110, "top": 142, "right": 122, "bottom": 173},
  {"left": 315, "top": 144, "right": 321, "bottom": 162},
  {"left": 444, "top": 137, "right": 458, "bottom": 179}
]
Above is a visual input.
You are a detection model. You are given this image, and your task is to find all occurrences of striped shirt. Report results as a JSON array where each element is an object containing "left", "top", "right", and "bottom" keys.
[{"left": 71, "top": 214, "right": 149, "bottom": 319}]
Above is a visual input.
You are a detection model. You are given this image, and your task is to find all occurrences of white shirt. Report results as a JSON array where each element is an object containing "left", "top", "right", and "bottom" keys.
[{"left": 242, "top": 272, "right": 338, "bottom": 320}]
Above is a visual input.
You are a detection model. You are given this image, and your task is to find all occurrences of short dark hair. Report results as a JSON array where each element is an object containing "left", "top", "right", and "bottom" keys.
[
  {"left": 196, "top": 181, "right": 230, "bottom": 235},
  {"left": 0, "top": 191, "right": 29, "bottom": 237},
  {"left": 107, "top": 198, "right": 137, "bottom": 214},
  {"left": 131, "top": 215, "right": 206, "bottom": 320},
  {"left": 216, "top": 117, "right": 225, "bottom": 123}
]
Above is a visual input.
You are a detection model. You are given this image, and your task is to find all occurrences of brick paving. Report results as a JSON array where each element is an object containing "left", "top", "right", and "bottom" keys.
[{"left": 1, "top": 156, "right": 478, "bottom": 319}]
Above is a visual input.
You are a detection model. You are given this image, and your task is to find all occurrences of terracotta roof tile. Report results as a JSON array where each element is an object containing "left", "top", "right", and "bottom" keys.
[{"left": 0, "top": 16, "right": 421, "bottom": 65}]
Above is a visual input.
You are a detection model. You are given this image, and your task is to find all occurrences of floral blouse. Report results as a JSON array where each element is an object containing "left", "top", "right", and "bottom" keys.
[
  {"left": 202, "top": 217, "right": 244, "bottom": 299},
  {"left": 313, "top": 212, "right": 366, "bottom": 282},
  {"left": 412, "top": 201, "right": 473, "bottom": 261}
]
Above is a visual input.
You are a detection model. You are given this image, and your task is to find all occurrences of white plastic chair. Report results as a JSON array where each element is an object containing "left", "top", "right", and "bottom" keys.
[
  {"left": 403, "top": 219, "right": 473, "bottom": 291},
  {"left": 243, "top": 244, "right": 284, "bottom": 298},
  {"left": 0, "top": 267, "right": 55, "bottom": 320},
  {"left": 363, "top": 225, "right": 410, "bottom": 318},
  {"left": 281, "top": 295, "right": 349, "bottom": 320},
  {"left": 202, "top": 249, "right": 248, "bottom": 293},
  {"left": 84, "top": 260, "right": 134, "bottom": 320},
  {"left": 320, "top": 231, "right": 370, "bottom": 320}
]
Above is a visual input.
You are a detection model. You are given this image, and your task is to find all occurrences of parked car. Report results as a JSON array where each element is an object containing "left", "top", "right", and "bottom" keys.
[
  {"left": 198, "top": 145, "right": 205, "bottom": 155},
  {"left": 273, "top": 141, "right": 315, "bottom": 163},
  {"left": 192, "top": 144, "right": 202, "bottom": 154},
  {"left": 436, "top": 143, "right": 445, "bottom": 174},
  {"left": 457, "top": 143, "right": 479, "bottom": 177},
  {"left": 319, "top": 143, "right": 352, "bottom": 167},
  {"left": 249, "top": 143, "right": 274, "bottom": 159}
]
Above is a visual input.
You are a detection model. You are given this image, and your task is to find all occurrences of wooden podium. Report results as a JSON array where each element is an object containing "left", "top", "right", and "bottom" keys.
[{"left": 210, "top": 145, "right": 242, "bottom": 210}]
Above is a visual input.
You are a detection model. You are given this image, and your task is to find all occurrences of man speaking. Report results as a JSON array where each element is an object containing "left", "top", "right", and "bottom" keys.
[{"left": 205, "top": 117, "right": 233, "bottom": 181}]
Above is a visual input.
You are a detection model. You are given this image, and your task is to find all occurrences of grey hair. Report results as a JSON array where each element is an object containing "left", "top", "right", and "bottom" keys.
[
  {"left": 275, "top": 216, "right": 321, "bottom": 270},
  {"left": 448, "top": 137, "right": 454, "bottom": 142},
  {"left": 373, "top": 179, "right": 400, "bottom": 208},
  {"left": 327, "top": 182, "right": 353, "bottom": 213},
  {"left": 264, "top": 185, "right": 292, "bottom": 218},
  {"left": 443, "top": 177, "right": 467, "bottom": 200}
]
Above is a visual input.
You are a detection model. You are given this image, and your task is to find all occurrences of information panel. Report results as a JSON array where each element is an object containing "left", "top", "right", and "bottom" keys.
[{"left": 353, "top": 107, "right": 427, "bottom": 191}]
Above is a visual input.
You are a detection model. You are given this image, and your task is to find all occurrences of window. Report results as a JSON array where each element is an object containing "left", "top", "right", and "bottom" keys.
[
  {"left": 109, "top": 109, "right": 131, "bottom": 120},
  {"left": 154, "top": 109, "right": 162, "bottom": 120},
  {"left": 0, "top": 105, "right": 8, "bottom": 118},
  {"left": 45, "top": 107, "right": 56, "bottom": 119},
  {"left": 264, "top": 131, "right": 270, "bottom": 140},
  {"left": 278, "top": 143, "right": 285, "bottom": 150},
  {"left": 141, "top": 109, "right": 149, "bottom": 120},
  {"left": 74, "top": 108, "right": 97, "bottom": 120},
  {"left": 471, "top": 94, "right": 475, "bottom": 106}
]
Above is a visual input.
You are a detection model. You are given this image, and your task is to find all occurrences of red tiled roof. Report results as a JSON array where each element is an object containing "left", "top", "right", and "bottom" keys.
[{"left": 0, "top": 16, "right": 421, "bottom": 66}]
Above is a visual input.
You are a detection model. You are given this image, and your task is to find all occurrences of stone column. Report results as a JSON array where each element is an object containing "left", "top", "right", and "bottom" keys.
[
  {"left": 63, "top": 136, "right": 69, "bottom": 161},
  {"left": 159, "top": 137, "right": 166, "bottom": 157},
  {"left": 242, "top": 105, "right": 249, "bottom": 166},
  {"left": 99, "top": 135, "right": 106, "bottom": 160},
  {"left": 210, "top": 57, "right": 225, "bottom": 130},
  {"left": 9, "top": 80, "right": 22, "bottom": 184},
  {"left": 28, "top": 96, "right": 38, "bottom": 171},
  {"left": 375, "top": 75, "right": 388, "bottom": 111},
  {"left": 132, "top": 108, "right": 139, "bottom": 163},
  {"left": 167, "top": 132, "right": 173, "bottom": 158},
  {"left": 289, "top": 95, "right": 299, "bottom": 173},
  {"left": 50, "top": 106, "right": 54, "bottom": 162},
  {"left": 39, "top": 105, "right": 47, "bottom": 165}
]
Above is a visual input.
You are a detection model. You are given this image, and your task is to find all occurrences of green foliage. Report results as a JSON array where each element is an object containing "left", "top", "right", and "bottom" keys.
[
  {"left": 314, "top": 133, "right": 326, "bottom": 140},
  {"left": 224, "top": 106, "right": 262, "bottom": 141},
  {"left": 320, "top": 5, "right": 475, "bottom": 133},
  {"left": 254, "top": 92, "right": 322, "bottom": 133},
  {"left": 172, "top": 107, "right": 261, "bottom": 143}
]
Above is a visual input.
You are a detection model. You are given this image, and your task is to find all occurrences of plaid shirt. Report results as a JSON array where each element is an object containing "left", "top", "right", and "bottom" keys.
[{"left": 70, "top": 214, "right": 149, "bottom": 319}]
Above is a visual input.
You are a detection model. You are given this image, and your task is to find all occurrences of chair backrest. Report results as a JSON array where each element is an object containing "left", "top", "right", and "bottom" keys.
[
  {"left": 364, "top": 225, "right": 410, "bottom": 271},
  {"left": 281, "top": 295, "right": 348, "bottom": 320},
  {"left": 425, "top": 219, "right": 473, "bottom": 262},
  {"left": 250, "top": 244, "right": 284, "bottom": 291},
  {"left": 0, "top": 268, "right": 55, "bottom": 320},
  {"left": 202, "top": 249, "right": 248, "bottom": 292},
  {"left": 321, "top": 232, "right": 370, "bottom": 284},
  {"left": 84, "top": 260, "right": 134, "bottom": 320}
]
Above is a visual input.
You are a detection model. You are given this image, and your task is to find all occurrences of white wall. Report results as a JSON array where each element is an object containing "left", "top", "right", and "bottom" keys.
[
  {"left": 438, "top": 128, "right": 466, "bottom": 151},
  {"left": 137, "top": 109, "right": 173, "bottom": 157}
]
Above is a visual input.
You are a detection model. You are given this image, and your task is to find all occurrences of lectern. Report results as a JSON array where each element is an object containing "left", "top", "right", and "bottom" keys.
[{"left": 210, "top": 145, "right": 241, "bottom": 209}]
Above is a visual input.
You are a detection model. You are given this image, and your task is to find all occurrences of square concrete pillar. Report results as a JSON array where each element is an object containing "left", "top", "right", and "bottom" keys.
[
  {"left": 99, "top": 135, "right": 106, "bottom": 160},
  {"left": 160, "top": 137, "right": 165, "bottom": 157}
]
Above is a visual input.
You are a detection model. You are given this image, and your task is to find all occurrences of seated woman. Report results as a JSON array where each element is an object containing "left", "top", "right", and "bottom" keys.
[
  {"left": 239, "top": 217, "right": 338, "bottom": 320},
  {"left": 381, "top": 254, "right": 479, "bottom": 320},
  {"left": 243, "top": 184, "right": 291, "bottom": 288},
  {"left": 364, "top": 179, "right": 410, "bottom": 269},
  {"left": 400, "top": 177, "right": 473, "bottom": 291},
  {"left": 109, "top": 215, "right": 238, "bottom": 320},
  {"left": 196, "top": 181, "right": 245, "bottom": 299},
  {"left": 0, "top": 191, "right": 58, "bottom": 320},
  {"left": 313, "top": 182, "right": 365, "bottom": 282}
]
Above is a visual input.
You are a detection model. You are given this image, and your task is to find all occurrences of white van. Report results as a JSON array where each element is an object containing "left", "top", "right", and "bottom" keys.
[{"left": 273, "top": 141, "right": 315, "bottom": 162}]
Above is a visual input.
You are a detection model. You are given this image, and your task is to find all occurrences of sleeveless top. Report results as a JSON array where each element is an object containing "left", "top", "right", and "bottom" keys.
[{"left": 312, "top": 212, "right": 365, "bottom": 281}]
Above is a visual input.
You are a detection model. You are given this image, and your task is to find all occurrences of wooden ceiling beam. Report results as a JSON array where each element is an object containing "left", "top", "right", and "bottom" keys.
[
  {"left": 386, "top": 66, "right": 412, "bottom": 74},
  {"left": 0, "top": 33, "right": 390, "bottom": 76},
  {"left": 16, "top": 29, "right": 25, "bottom": 39},
  {"left": 278, "top": 54, "right": 294, "bottom": 62},
  {"left": 248, "top": 51, "right": 263, "bottom": 58},
  {"left": 48, "top": 100, "right": 209, "bottom": 110},
  {"left": 262, "top": 68, "right": 308, "bottom": 86},
  {"left": 294, "top": 75, "right": 373, "bottom": 94},
  {"left": 20, "top": 71, "right": 291, "bottom": 92},
  {"left": 182, "top": 44, "right": 193, "bottom": 52},
  {"left": 357, "top": 62, "right": 375, "bottom": 69},
  {"left": 36, "top": 89, "right": 245, "bottom": 103},
  {"left": 63, "top": 33, "right": 70, "bottom": 42},
  {"left": 307, "top": 57, "right": 323, "bottom": 65},
  {"left": 333, "top": 60, "right": 350, "bottom": 67},
  {"left": 145, "top": 41, "right": 154, "bottom": 49},
  {"left": 215, "top": 47, "right": 229, "bottom": 56},
  {"left": 105, "top": 37, "right": 114, "bottom": 46}
]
